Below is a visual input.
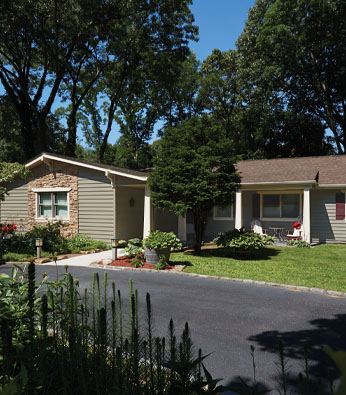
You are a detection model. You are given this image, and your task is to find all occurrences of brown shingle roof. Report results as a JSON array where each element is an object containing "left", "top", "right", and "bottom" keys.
[{"left": 236, "top": 155, "right": 346, "bottom": 185}]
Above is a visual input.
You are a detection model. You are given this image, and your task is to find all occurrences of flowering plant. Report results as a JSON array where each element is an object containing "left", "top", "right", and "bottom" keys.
[{"left": 0, "top": 222, "right": 17, "bottom": 237}]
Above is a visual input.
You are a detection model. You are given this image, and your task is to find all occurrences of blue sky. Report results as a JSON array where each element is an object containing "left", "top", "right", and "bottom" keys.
[{"left": 189, "top": 0, "right": 255, "bottom": 61}]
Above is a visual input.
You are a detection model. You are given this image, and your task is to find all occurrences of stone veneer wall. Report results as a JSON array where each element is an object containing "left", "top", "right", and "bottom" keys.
[{"left": 27, "top": 162, "right": 78, "bottom": 238}]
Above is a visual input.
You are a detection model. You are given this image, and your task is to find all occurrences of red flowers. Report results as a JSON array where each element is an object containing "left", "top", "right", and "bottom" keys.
[{"left": 0, "top": 222, "right": 17, "bottom": 237}]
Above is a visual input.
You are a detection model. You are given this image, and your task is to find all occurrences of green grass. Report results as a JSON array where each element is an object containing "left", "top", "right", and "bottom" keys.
[{"left": 170, "top": 244, "right": 346, "bottom": 292}]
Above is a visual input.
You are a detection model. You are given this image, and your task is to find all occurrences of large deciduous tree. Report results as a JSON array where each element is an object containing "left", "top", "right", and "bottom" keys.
[
  {"left": 149, "top": 115, "right": 240, "bottom": 253},
  {"left": 0, "top": 0, "right": 197, "bottom": 160},
  {"left": 236, "top": 0, "right": 346, "bottom": 153}
]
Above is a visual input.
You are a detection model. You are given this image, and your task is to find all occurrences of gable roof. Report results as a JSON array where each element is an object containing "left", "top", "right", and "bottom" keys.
[
  {"left": 236, "top": 155, "right": 346, "bottom": 186},
  {"left": 25, "top": 152, "right": 148, "bottom": 182},
  {"left": 25, "top": 152, "right": 346, "bottom": 187}
]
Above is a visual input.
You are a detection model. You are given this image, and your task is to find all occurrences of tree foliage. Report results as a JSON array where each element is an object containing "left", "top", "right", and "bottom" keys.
[
  {"left": 149, "top": 115, "right": 240, "bottom": 253},
  {"left": 236, "top": 0, "right": 345, "bottom": 153},
  {"left": 0, "top": 162, "right": 29, "bottom": 201},
  {"left": 0, "top": 0, "right": 197, "bottom": 161}
]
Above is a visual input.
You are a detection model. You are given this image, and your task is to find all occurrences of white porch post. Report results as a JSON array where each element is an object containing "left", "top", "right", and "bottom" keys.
[
  {"left": 143, "top": 187, "right": 153, "bottom": 239},
  {"left": 235, "top": 190, "right": 243, "bottom": 230},
  {"left": 303, "top": 188, "right": 311, "bottom": 243},
  {"left": 178, "top": 215, "right": 187, "bottom": 242}
]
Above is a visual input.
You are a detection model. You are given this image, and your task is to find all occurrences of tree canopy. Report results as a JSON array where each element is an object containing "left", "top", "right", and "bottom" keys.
[
  {"left": 0, "top": 0, "right": 197, "bottom": 161},
  {"left": 149, "top": 115, "right": 240, "bottom": 253},
  {"left": 0, "top": 162, "right": 29, "bottom": 201},
  {"left": 236, "top": 0, "right": 345, "bottom": 154}
]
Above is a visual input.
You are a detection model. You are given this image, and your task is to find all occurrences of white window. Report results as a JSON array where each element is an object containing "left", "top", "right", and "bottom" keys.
[
  {"left": 34, "top": 188, "right": 70, "bottom": 220},
  {"left": 213, "top": 204, "right": 233, "bottom": 220},
  {"left": 262, "top": 193, "right": 300, "bottom": 219}
]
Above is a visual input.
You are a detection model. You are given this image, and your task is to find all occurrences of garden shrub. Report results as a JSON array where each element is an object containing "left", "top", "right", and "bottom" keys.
[
  {"left": 25, "top": 221, "right": 67, "bottom": 253},
  {"left": 125, "top": 238, "right": 143, "bottom": 258},
  {"left": 0, "top": 264, "right": 222, "bottom": 394},
  {"left": 66, "top": 233, "right": 108, "bottom": 253},
  {"left": 214, "top": 230, "right": 274, "bottom": 251},
  {"left": 144, "top": 230, "right": 182, "bottom": 250},
  {"left": 287, "top": 240, "right": 311, "bottom": 248}
]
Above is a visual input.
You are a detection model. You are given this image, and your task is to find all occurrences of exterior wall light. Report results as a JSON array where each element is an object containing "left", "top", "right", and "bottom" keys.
[{"left": 129, "top": 197, "right": 135, "bottom": 207}]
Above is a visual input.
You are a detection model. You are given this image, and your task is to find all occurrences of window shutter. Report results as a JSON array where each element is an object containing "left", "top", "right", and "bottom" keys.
[
  {"left": 252, "top": 194, "right": 260, "bottom": 218},
  {"left": 336, "top": 193, "right": 345, "bottom": 220}
]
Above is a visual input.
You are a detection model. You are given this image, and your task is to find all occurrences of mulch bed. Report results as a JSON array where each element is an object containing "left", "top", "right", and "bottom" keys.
[{"left": 97, "top": 255, "right": 175, "bottom": 270}]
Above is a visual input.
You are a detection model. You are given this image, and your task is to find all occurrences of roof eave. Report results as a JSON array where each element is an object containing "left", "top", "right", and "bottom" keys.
[
  {"left": 25, "top": 153, "right": 148, "bottom": 182},
  {"left": 241, "top": 180, "right": 317, "bottom": 186}
]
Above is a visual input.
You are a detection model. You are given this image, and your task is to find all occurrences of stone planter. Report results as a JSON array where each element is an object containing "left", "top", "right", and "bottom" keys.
[{"left": 144, "top": 247, "right": 171, "bottom": 266}]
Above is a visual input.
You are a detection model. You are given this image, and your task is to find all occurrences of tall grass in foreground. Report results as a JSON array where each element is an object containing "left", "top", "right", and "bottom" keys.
[
  {"left": 0, "top": 263, "right": 221, "bottom": 394},
  {"left": 0, "top": 263, "right": 342, "bottom": 394}
]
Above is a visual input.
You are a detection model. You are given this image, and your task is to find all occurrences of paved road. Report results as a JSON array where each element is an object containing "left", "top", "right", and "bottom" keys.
[{"left": 2, "top": 263, "right": 346, "bottom": 392}]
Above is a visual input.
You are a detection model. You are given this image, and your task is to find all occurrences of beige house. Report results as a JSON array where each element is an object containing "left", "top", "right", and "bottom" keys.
[{"left": 2, "top": 152, "right": 346, "bottom": 244}]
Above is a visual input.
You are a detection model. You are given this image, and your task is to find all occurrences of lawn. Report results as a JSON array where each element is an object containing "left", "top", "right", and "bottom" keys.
[{"left": 170, "top": 244, "right": 346, "bottom": 292}]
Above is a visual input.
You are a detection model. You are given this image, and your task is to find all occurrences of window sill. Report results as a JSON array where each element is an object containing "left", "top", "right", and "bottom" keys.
[
  {"left": 35, "top": 217, "right": 70, "bottom": 223},
  {"left": 260, "top": 217, "right": 299, "bottom": 222}
]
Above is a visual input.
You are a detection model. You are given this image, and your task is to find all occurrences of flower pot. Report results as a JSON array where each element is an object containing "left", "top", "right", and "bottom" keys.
[{"left": 144, "top": 247, "right": 170, "bottom": 266}]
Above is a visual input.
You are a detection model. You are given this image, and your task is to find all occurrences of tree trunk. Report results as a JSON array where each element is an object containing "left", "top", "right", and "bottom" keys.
[
  {"left": 65, "top": 106, "right": 78, "bottom": 157},
  {"left": 192, "top": 209, "right": 207, "bottom": 255}
]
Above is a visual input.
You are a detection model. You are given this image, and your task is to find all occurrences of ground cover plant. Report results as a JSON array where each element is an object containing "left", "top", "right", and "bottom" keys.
[
  {"left": 0, "top": 221, "right": 108, "bottom": 262},
  {"left": 0, "top": 263, "right": 222, "bottom": 394},
  {"left": 170, "top": 244, "right": 346, "bottom": 292},
  {"left": 0, "top": 263, "right": 344, "bottom": 394}
]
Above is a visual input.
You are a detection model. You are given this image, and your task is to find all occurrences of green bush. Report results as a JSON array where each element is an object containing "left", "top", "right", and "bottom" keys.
[
  {"left": 25, "top": 221, "right": 67, "bottom": 253},
  {"left": 66, "top": 234, "right": 108, "bottom": 253},
  {"left": 155, "top": 254, "right": 168, "bottom": 270},
  {"left": 287, "top": 240, "right": 311, "bottom": 248},
  {"left": 131, "top": 255, "right": 144, "bottom": 268},
  {"left": 214, "top": 230, "right": 274, "bottom": 251},
  {"left": 0, "top": 264, "right": 221, "bottom": 395},
  {"left": 144, "top": 230, "right": 182, "bottom": 250},
  {"left": 125, "top": 238, "right": 143, "bottom": 258},
  {"left": 213, "top": 229, "right": 242, "bottom": 247}
]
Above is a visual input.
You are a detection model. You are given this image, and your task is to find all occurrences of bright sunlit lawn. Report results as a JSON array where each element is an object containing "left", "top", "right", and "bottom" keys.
[{"left": 170, "top": 244, "right": 346, "bottom": 292}]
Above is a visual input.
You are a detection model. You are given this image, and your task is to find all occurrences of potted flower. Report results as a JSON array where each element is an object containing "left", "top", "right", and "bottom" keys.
[{"left": 144, "top": 231, "right": 182, "bottom": 266}]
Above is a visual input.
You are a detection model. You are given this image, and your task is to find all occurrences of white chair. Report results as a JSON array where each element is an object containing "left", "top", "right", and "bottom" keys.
[
  {"left": 250, "top": 220, "right": 268, "bottom": 237},
  {"left": 286, "top": 226, "right": 303, "bottom": 240}
]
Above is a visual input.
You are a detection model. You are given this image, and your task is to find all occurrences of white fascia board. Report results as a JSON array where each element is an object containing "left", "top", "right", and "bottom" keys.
[
  {"left": 26, "top": 153, "right": 148, "bottom": 182},
  {"left": 240, "top": 180, "right": 316, "bottom": 186},
  {"left": 318, "top": 184, "right": 346, "bottom": 188}
]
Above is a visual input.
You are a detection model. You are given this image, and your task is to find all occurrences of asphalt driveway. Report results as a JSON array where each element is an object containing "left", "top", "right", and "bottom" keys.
[{"left": 2, "top": 263, "right": 345, "bottom": 392}]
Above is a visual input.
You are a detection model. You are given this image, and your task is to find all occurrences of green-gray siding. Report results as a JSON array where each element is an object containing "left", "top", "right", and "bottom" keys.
[
  {"left": 311, "top": 189, "right": 346, "bottom": 243},
  {"left": 0, "top": 180, "right": 28, "bottom": 227},
  {"left": 78, "top": 168, "right": 115, "bottom": 242}
]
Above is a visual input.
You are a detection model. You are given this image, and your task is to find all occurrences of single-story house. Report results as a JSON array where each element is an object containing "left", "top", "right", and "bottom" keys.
[{"left": 1, "top": 152, "right": 346, "bottom": 244}]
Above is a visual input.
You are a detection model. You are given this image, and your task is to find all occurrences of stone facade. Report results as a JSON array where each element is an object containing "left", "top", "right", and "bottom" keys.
[{"left": 27, "top": 162, "right": 78, "bottom": 238}]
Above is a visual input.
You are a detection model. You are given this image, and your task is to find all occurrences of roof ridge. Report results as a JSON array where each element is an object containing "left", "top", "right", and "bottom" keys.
[{"left": 237, "top": 154, "right": 345, "bottom": 164}]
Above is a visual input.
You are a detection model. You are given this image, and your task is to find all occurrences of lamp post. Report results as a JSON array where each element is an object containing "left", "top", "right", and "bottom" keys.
[
  {"left": 35, "top": 238, "right": 43, "bottom": 259},
  {"left": 111, "top": 237, "right": 118, "bottom": 260}
]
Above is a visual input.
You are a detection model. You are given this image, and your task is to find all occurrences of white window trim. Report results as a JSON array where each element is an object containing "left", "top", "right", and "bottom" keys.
[
  {"left": 259, "top": 192, "right": 302, "bottom": 221},
  {"left": 32, "top": 187, "right": 71, "bottom": 193},
  {"left": 213, "top": 204, "right": 234, "bottom": 221},
  {"left": 35, "top": 191, "right": 70, "bottom": 222}
]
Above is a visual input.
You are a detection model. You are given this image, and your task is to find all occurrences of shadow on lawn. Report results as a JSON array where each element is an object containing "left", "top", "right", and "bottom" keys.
[
  {"left": 183, "top": 246, "right": 281, "bottom": 261},
  {"left": 247, "top": 313, "right": 346, "bottom": 392}
]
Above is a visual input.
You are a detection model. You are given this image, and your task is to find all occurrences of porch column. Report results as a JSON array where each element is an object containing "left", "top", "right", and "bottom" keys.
[
  {"left": 178, "top": 215, "right": 187, "bottom": 242},
  {"left": 235, "top": 190, "right": 243, "bottom": 230},
  {"left": 303, "top": 188, "right": 311, "bottom": 243},
  {"left": 143, "top": 187, "right": 153, "bottom": 239}
]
